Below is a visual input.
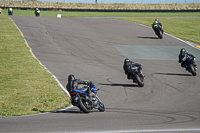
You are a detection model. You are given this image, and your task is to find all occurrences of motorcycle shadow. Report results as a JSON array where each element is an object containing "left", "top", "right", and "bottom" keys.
[
  {"left": 153, "top": 73, "right": 192, "bottom": 76},
  {"left": 54, "top": 109, "right": 81, "bottom": 114},
  {"left": 137, "top": 37, "right": 158, "bottom": 39},
  {"left": 51, "top": 105, "right": 102, "bottom": 114},
  {"left": 99, "top": 83, "right": 138, "bottom": 87}
]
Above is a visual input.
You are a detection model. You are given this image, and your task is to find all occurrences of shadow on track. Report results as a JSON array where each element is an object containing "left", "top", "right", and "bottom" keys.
[
  {"left": 53, "top": 109, "right": 82, "bottom": 114},
  {"left": 153, "top": 73, "right": 192, "bottom": 76},
  {"left": 99, "top": 83, "right": 138, "bottom": 87},
  {"left": 137, "top": 36, "right": 158, "bottom": 39},
  {"left": 53, "top": 108, "right": 101, "bottom": 114},
  {"left": 53, "top": 108, "right": 83, "bottom": 114}
]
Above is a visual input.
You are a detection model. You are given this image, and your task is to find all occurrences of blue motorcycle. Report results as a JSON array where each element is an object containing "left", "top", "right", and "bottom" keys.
[
  {"left": 70, "top": 84, "right": 105, "bottom": 113},
  {"left": 184, "top": 55, "right": 197, "bottom": 76}
]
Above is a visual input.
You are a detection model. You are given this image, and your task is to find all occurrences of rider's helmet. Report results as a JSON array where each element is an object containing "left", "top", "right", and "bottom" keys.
[
  {"left": 125, "top": 58, "right": 130, "bottom": 62},
  {"left": 181, "top": 48, "right": 186, "bottom": 54},
  {"left": 180, "top": 48, "right": 186, "bottom": 58},
  {"left": 68, "top": 74, "right": 75, "bottom": 81},
  {"left": 155, "top": 19, "right": 159, "bottom": 22}
]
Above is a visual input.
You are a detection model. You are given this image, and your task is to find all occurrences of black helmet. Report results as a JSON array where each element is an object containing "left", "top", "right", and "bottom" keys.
[
  {"left": 181, "top": 48, "right": 186, "bottom": 53},
  {"left": 125, "top": 58, "right": 130, "bottom": 62},
  {"left": 155, "top": 18, "right": 159, "bottom": 21},
  {"left": 68, "top": 74, "right": 75, "bottom": 81}
]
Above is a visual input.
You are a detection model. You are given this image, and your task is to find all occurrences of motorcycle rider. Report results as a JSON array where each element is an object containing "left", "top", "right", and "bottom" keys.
[
  {"left": 152, "top": 18, "right": 162, "bottom": 32},
  {"left": 35, "top": 8, "right": 40, "bottom": 16},
  {"left": 123, "top": 58, "right": 142, "bottom": 79},
  {"left": 66, "top": 74, "right": 94, "bottom": 99},
  {"left": 8, "top": 7, "right": 13, "bottom": 15},
  {"left": 178, "top": 48, "right": 196, "bottom": 68}
]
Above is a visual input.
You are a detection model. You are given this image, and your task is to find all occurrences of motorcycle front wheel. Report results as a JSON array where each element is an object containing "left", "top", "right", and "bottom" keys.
[
  {"left": 79, "top": 97, "right": 91, "bottom": 113},
  {"left": 189, "top": 64, "right": 197, "bottom": 76},
  {"left": 135, "top": 74, "right": 144, "bottom": 87},
  {"left": 98, "top": 102, "right": 105, "bottom": 112},
  {"left": 158, "top": 30, "right": 163, "bottom": 39}
]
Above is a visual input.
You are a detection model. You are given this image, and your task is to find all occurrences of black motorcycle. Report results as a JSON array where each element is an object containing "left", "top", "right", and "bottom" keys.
[
  {"left": 35, "top": 10, "right": 40, "bottom": 17},
  {"left": 179, "top": 48, "right": 197, "bottom": 76},
  {"left": 182, "top": 55, "right": 197, "bottom": 76},
  {"left": 8, "top": 11, "right": 13, "bottom": 16},
  {"left": 123, "top": 59, "right": 145, "bottom": 87},
  {"left": 154, "top": 25, "right": 163, "bottom": 39}
]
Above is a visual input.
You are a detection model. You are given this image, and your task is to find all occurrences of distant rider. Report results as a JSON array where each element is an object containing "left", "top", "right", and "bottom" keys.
[
  {"left": 35, "top": 8, "right": 40, "bottom": 16},
  {"left": 152, "top": 18, "right": 162, "bottom": 32},
  {"left": 66, "top": 74, "right": 94, "bottom": 99},
  {"left": 8, "top": 7, "right": 13, "bottom": 15},
  {"left": 0, "top": 8, "right": 2, "bottom": 14},
  {"left": 178, "top": 48, "right": 196, "bottom": 68}
]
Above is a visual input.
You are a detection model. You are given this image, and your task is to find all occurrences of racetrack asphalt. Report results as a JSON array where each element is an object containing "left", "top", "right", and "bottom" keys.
[{"left": 0, "top": 16, "right": 200, "bottom": 133}]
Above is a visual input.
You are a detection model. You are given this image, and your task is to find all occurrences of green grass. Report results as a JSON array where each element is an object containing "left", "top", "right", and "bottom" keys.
[
  {"left": 0, "top": 1, "right": 200, "bottom": 10},
  {"left": 117, "top": 17, "right": 200, "bottom": 44},
  {"left": 2, "top": 9, "right": 200, "bottom": 17},
  {"left": 0, "top": 14, "right": 70, "bottom": 117}
]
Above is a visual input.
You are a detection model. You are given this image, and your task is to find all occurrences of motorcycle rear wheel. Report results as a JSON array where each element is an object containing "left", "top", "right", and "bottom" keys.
[
  {"left": 135, "top": 74, "right": 144, "bottom": 87},
  {"left": 79, "top": 97, "right": 91, "bottom": 113},
  {"left": 189, "top": 64, "right": 197, "bottom": 76}
]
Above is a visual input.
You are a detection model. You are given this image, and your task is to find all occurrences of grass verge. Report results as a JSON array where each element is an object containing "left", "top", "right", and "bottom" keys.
[
  {"left": 0, "top": 14, "right": 70, "bottom": 117},
  {"left": 3, "top": 9, "right": 198, "bottom": 44},
  {"left": 0, "top": 2, "right": 200, "bottom": 10},
  {"left": 2, "top": 9, "right": 200, "bottom": 17},
  {"left": 117, "top": 17, "right": 200, "bottom": 45}
]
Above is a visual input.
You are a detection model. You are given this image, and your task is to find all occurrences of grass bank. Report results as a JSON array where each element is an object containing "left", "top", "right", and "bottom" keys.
[
  {"left": 2, "top": 9, "right": 200, "bottom": 17},
  {"left": 2, "top": 9, "right": 200, "bottom": 44},
  {"left": 0, "top": 14, "right": 70, "bottom": 117},
  {"left": 0, "top": 1, "right": 200, "bottom": 10},
  {"left": 117, "top": 17, "right": 200, "bottom": 45}
]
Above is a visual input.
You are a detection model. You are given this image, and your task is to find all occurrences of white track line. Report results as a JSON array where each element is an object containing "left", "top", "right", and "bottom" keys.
[
  {"left": 62, "top": 128, "right": 200, "bottom": 133},
  {"left": 10, "top": 17, "right": 70, "bottom": 96},
  {"left": 8, "top": 17, "right": 199, "bottom": 119},
  {"left": 8, "top": 17, "right": 73, "bottom": 118},
  {"left": 135, "top": 21, "right": 200, "bottom": 50}
]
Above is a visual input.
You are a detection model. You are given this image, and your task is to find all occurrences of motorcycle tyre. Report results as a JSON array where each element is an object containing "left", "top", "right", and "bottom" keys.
[
  {"left": 98, "top": 102, "right": 105, "bottom": 112},
  {"left": 35, "top": 13, "right": 40, "bottom": 17},
  {"left": 189, "top": 64, "right": 197, "bottom": 76},
  {"left": 135, "top": 74, "right": 144, "bottom": 87},
  {"left": 79, "top": 97, "right": 91, "bottom": 113},
  {"left": 158, "top": 30, "right": 163, "bottom": 39}
]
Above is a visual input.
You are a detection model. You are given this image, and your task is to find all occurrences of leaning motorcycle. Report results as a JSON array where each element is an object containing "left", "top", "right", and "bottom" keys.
[
  {"left": 70, "top": 85, "right": 105, "bottom": 113},
  {"left": 35, "top": 11, "right": 40, "bottom": 17},
  {"left": 154, "top": 25, "right": 163, "bottom": 39},
  {"left": 183, "top": 55, "right": 197, "bottom": 76},
  {"left": 124, "top": 59, "right": 145, "bottom": 87},
  {"left": 8, "top": 11, "right": 13, "bottom": 16}
]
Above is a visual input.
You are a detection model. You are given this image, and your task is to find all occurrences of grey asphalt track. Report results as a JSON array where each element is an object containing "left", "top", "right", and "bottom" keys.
[{"left": 1, "top": 16, "right": 200, "bottom": 133}]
